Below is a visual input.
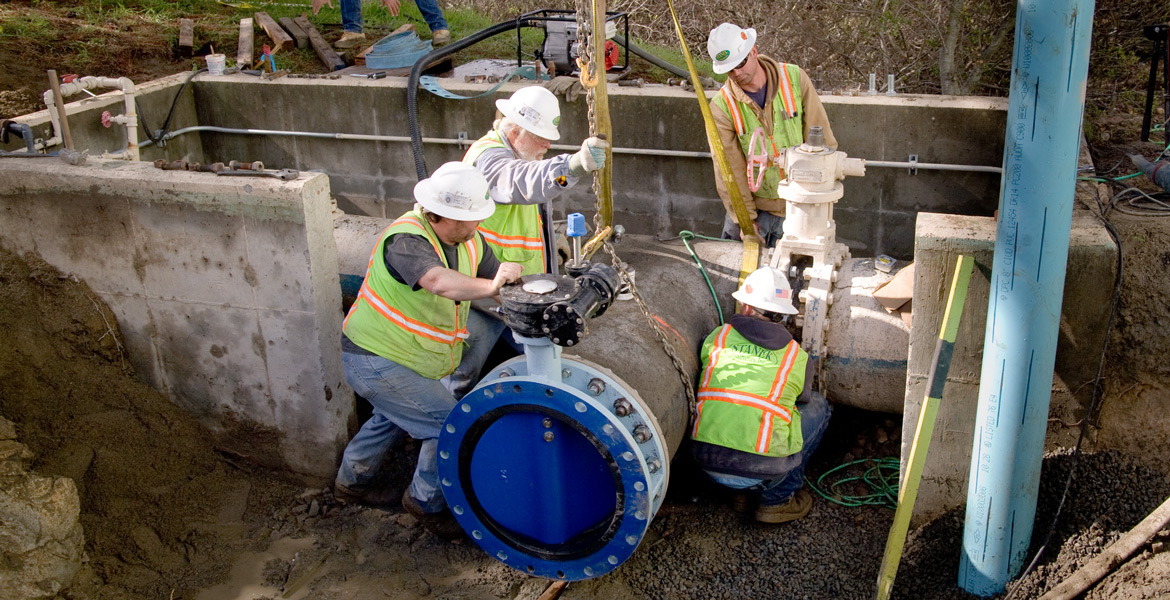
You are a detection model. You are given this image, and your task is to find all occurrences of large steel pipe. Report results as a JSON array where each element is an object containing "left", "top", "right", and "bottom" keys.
[{"left": 332, "top": 219, "right": 913, "bottom": 578}]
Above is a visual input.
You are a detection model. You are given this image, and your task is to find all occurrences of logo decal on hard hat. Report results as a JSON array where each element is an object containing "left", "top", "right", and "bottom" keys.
[
  {"left": 438, "top": 191, "right": 472, "bottom": 210},
  {"left": 553, "top": 116, "right": 561, "bottom": 126},
  {"left": 716, "top": 50, "right": 730, "bottom": 61},
  {"left": 743, "top": 283, "right": 753, "bottom": 294},
  {"left": 740, "top": 32, "right": 747, "bottom": 40},
  {"left": 517, "top": 106, "right": 541, "bottom": 125}
]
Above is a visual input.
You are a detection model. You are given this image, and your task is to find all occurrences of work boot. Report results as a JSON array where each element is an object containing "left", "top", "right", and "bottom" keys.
[
  {"left": 401, "top": 488, "right": 465, "bottom": 540},
  {"left": 731, "top": 493, "right": 756, "bottom": 514},
  {"left": 431, "top": 29, "right": 451, "bottom": 45},
  {"left": 754, "top": 489, "right": 813, "bottom": 524},
  {"left": 335, "top": 31, "right": 367, "bottom": 49},
  {"left": 333, "top": 481, "right": 399, "bottom": 507}
]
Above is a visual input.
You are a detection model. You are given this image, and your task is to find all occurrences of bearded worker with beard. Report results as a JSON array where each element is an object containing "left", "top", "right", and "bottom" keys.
[{"left": 706, "top": 23, "right": 837, "bottom": 248}]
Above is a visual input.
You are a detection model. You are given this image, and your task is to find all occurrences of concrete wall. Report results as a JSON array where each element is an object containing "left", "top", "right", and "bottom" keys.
[
  {"left": 184, "top": 77, "right": 1004, "bottom": 259},
  {"left": 0, "top": 158, "right": 351, "bottom": 480},
  {"left": 903, "top": 211, "right": 1117, "bottom": 525}
]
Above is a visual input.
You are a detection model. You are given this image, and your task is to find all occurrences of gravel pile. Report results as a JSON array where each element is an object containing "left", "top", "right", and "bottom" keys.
[{"left": 601, "top": 448, "right": 1170, "bottom": 600}]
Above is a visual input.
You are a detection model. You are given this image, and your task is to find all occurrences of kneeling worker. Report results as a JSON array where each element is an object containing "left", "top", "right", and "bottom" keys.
[
  {"left": 689, "top": 266, "right": 832, "bottom": 523},
  {"left": 335, "top": 162, "right": 523, "bottom": 538}
]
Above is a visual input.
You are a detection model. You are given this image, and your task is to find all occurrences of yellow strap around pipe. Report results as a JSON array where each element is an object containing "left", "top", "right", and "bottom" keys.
[{"left": 663, "top": 0, "right": 758, "bottom": 283}]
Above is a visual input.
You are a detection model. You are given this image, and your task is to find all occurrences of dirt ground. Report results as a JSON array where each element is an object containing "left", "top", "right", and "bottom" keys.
[{"left": 3, "top": 2, "right": 1170, "bottom": 599}]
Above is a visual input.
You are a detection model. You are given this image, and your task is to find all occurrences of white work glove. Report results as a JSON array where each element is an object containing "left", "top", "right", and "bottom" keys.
[{"left": 568, "top": 136, "right": 610, "bottom": 177}]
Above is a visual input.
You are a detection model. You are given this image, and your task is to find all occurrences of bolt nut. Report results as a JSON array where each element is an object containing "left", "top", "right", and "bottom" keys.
[
  {"left": 543, "top": 431, "right": 555, "bottom": 442},
  {"left": 613, "top": 397, "right": 633, "bottom": 417},
  {"left": 647, "top": 459, "right": 661, "bottom": 473},
  {"left": 542, "top": 417, "right": 554, "bottom": 428},
  {"left": 562, "top": 368, "right": 572, "bottom": 379},
  {"left": 499, "top": 368, "right": 514, "bottom": 378},
  {"left": 587, "top": 378, "right": 606, "bottom": 396},
  {"left": 633, "top": 424, "right": 652, "bottom": 443}
]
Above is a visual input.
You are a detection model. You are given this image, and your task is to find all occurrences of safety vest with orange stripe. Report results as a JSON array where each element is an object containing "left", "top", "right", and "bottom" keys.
[
  {"left": 713, "top": 62, "right": 805, "bottom": 200},
  {"left": 462, "top": 129, "right": 547, "bottom": 275},
  {"left": 342, "top": 211, "right": 485, "bottom": 379},
  {"left": 691, "top": 324, "right": 807, "bottom": 457}
]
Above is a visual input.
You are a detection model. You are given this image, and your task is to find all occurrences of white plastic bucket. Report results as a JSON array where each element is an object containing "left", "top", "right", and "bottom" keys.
[{"left": 206, "top": 54, "right": 226, "bottom": 76}]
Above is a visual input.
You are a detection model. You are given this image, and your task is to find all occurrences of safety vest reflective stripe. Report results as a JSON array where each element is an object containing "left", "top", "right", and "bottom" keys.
[
  {"left": 696, "top": 389, "right": 792, "bottom": 422},
  {"left": 697, "top": 325, "right": 731, "bottom": 389},
  {"left": 477, "top": 227, "right": 543, "bottom": 250},
  {"left": 756, "top": 342, "right": 800, "bottom": 453},
  {"left": 354, "top": 281, "right": 468, "bottom": 344},
  {"left": 776, "top": 64, "right": 798, "bottom": 119},
  {"left": 721, "top": 88, "right": 746, "bottom": 136},
  {"left": 342, "top": 214, "right": 474, "bottom": 344}
]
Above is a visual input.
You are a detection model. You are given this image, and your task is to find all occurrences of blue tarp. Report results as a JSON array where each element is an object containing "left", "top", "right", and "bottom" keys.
[{"left": 364, "top": 30, "right": 433, "bottom": 70}]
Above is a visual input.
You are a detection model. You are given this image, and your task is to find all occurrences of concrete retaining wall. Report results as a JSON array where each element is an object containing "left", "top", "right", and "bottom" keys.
[
  {"left": 903, "top": 211, "right": 1117, "bottom": 525},
  {"left": 0, "top": 158, "right": 351, "bottom": 480}
]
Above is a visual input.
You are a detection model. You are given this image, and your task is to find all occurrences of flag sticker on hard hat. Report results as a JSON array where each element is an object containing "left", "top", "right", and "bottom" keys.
[
  {"left": 776, "top": 288, "right": 790, "bottom": 299},
  {"left": 716, "top": 50, "right": 730, "bottom": 61}
]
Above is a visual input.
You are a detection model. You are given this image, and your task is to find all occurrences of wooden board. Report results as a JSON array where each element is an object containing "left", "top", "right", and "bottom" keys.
[
  {"left": 278, "top": 17, "right": 308, "bottom": 49},
  {"left": 178, "top": 18, "right": 194, "bottom": 58},
  {"left": 254, "top": 12, "right": 293, "bottom": 53},
  {"left": 293, "top": 16, "right": 346, "bottom": 72},
  {"left": 237, "top": 17, "right": 254, "bottom": 68}
]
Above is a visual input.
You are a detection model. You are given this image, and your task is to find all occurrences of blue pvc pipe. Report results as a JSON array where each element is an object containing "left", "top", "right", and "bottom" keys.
[{"left": 959, "top": 1, "right": 1095, "bottom": 596}]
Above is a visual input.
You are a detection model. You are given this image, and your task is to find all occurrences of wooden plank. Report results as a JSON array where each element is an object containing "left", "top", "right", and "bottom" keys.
[
  {"left": 254, "top": 12, "right": 293, "bottom": 53},
  {"left": 278, "top": 16, "right": 309, "bottom": 49},
  {"left": 178, "top": 18, "right": 194, "bottom": 58},
  {"left": 536, "top": 581, "right": 568, "bottom": 600},
  {"left": 294, "top": 16, "right": 346, "bottom": 71},
  {"left": 237, "top": 17, "right": 254, "bottom": 68}
]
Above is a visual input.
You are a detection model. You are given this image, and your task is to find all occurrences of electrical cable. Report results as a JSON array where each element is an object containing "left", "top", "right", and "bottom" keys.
[
  {"left": 136, "top": 68, "right": 206, "bottom": 145},
  {"left": 677, "top": 230, "right": 733, "bottom": 325},
  {"left": 1004, "top": 185, "right": 1125, "bottom": 599},
  {"left": 805, "top": 457, "right": 901, "bottom": 510}
]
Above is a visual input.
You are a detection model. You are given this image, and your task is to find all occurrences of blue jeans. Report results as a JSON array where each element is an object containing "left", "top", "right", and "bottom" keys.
[
  {"left": 337, "top": 312, "right": 500, "bottom": 513},
  {"left": 442, "top": 308, "right": 507, "bottom": 399},
  {"left": 721, "top": 211, "right": 785, "bottom": 248},
  {"left": 340, "top": 0, "right": 448, "bottom": 34},
  {"left": 707, "top": 390, "right": 831, "bottom": 505}
]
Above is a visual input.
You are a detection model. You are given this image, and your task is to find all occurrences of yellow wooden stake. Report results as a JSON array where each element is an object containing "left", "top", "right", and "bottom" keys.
[{"left": 875, "top": 254, "right": 974, "bottom": 600}]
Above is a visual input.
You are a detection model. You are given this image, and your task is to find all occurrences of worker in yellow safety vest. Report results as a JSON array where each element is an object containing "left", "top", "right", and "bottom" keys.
[
  {"left": 335, "top": 162, "right": 522, "bottom": 539},
  {"left": 689, "top": 266, "right": 832, "bottom": 523},
  {"left": 706, "top": 23, "right": 838, "bottom": 247},
  {"left": 463, "top": 85, "right": 610, "bottom": 276}
]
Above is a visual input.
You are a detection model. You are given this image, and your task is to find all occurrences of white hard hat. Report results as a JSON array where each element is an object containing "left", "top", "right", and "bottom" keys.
[
  {"left": 732, "top": 267, "right": 799, "bottom": 315},
  {"left": 707, "top": 23, "right": 756, "bottom": 75},
  {"left": 496, "top": 86, "right": 561, "bottom": 141},
  {"left": 413, "top": 162, "right": 495, "bottom": 221}
]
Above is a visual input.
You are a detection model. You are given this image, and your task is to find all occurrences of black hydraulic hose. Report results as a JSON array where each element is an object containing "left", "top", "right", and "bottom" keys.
[
  {"left": 612, "top": 34, "right": 716, "bottom": 89},
  {"left": 408, "top": 17, "right": 540, "bottom": 181}
]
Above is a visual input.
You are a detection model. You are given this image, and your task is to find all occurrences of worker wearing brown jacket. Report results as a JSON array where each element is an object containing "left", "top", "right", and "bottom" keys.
[{"left": 707, "top": 23, "right": 837, "bottom": 247}]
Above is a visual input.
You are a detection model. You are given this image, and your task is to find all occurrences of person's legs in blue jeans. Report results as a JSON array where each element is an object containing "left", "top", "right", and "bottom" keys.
[
  {"left": 338, "top": 351, "right": 457, "bottom": 513},
  {"left": 414, "top": 0, "right": 448, "bottom": 32},
  {"left": 442, "top": 308, "right": 508, "bottom": 400},
  {"left": 720, "top": 212, "right": 785, "bottom": 247},
  {"left": 339, "top": 0, "right": 363, "bottom": 33},
  {"left": 757, "top": 390, "right": 832, "bottom": 505}
]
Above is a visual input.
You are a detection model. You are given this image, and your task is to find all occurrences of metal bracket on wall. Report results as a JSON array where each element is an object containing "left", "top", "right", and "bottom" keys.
[
  {"left": 908, "top": 154, "right": 919, "bottom": 175},
  {"left": 457, "top": 131, "right": 468, "bottom": 149}
]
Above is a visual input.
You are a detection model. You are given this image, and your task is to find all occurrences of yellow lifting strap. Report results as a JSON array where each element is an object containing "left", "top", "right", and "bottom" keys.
[
  {"left": 663, "top": 0, "right": 758, "bottom": 281},
  {"left": 588, "top": 0, "right": 614, "bottom": 229}
]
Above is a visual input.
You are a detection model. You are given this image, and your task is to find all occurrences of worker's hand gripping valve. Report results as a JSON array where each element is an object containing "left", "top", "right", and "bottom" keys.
[{"left": 569, "top": 136, "right": 610, "bottom": 177}]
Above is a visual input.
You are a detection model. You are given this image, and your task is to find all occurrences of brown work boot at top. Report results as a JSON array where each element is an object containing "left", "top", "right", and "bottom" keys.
[
  {"left": 333, "top": 481, "right": 399, "bottom": 507},
  {"left": 334, "top": 31, "right": 367, "bottom": 49},
  {"left": 402, "top": 488, "right": 465, "bottom": 540},
  {"left": 754, "top": 488, "right": 813, "bottom": 524},
  {"left": 431, "top": 29, "right": 451, "bottom": 45}
]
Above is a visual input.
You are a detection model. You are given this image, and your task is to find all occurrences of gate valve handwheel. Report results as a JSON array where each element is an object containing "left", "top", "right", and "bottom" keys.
[
  {"left": 746, "top": 127, "right": 770, "bottom": 192},
  {"left": 100, "top": 111, "right": 113, "bottom": 128}
]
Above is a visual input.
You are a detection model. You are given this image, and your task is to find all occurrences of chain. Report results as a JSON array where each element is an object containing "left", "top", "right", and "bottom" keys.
[
  {"left": 572, "top": 0, "right": 697, "bottom": 416},
  {"left": 600, "top": 240, "right": 699, "bottom": 417}
]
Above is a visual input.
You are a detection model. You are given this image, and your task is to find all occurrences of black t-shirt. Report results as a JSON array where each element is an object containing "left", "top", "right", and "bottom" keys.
[{"left": 341, "top": 231, "right": 500, "bottom": 355}]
